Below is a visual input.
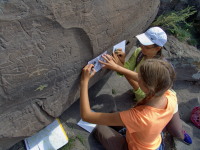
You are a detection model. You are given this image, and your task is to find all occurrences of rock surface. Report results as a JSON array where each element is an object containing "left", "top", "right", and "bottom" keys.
[
  {"left": 0, "top": 0, "right": 160, "bottom": 149},
  {"left": 164, "top": 35, "right": 200, "bottom": 81}
]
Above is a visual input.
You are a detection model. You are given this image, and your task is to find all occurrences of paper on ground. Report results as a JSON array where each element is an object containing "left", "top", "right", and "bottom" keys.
[
  {"left": 88, "top": 51, "right": 107, "bottom": 72},
  {"left": 24, "top": 119, "right": 68, "bottom": 150},
  {"left": 113, "top": 40, "right": 126, "bottom": 53},
  {"left": 77, "top": 119, "right": 97, "bottom": 133}
]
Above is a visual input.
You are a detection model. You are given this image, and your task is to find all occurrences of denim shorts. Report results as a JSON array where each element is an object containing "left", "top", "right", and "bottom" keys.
[{"left": 156, "top": 133, "right": 165, "bottom": 150}]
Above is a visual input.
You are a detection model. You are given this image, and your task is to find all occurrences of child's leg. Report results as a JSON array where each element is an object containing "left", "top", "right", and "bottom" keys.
[
  {"left": 93, "top": 125, "right": 128, "bottom": 150},
  {"left": 166, "top": 112, "right": 184, "bottom": 139},
  {"left": 166, "top": 105, "right": 192, "bottom": 144}
]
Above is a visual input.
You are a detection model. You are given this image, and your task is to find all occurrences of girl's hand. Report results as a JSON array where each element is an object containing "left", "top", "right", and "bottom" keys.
[
  {"left": 81, "top": 64, "right": 96, "bottom": 82},
  {"left": 99, "top": 54, "right": 118, "bottom": 71}
]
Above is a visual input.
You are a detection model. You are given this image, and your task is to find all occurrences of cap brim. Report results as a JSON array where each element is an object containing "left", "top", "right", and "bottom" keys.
[{"left": 136, "top": 33, "right": 154, "bottom": 46}]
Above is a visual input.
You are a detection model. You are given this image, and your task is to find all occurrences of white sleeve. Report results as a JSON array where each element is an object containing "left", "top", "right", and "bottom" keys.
[{"left": 173, "top": 103, "right": 178, "bottom": 114}]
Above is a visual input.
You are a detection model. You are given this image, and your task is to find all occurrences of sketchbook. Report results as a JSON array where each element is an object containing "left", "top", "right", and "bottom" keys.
[{"left": 24, "top": 119, "right": 68, "bottom": 150}]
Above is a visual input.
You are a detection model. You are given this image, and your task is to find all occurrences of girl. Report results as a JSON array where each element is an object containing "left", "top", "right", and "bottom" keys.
[
  {"left": 113, "top": 27, "right": 192, "bottom": 145},
  {"left": 80, "top": 58, "right": 176, "bottom": 150}
]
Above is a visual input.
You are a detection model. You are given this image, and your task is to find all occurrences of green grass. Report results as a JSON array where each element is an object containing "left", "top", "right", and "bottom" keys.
[
  {"left": 112, "top": 89, "right": 117, "bottom": 95},
  {"left": 60, "top": 137, "right": 76, "bottom": 150},
  {"left": 59, "top": 134, "right": 85, "bottom": 150},
  {"left": 76, "top": 134, "right": 85, "bottom": 146},
  {"left": 152, "top": 6, "right": 198, "bottom": 46}
]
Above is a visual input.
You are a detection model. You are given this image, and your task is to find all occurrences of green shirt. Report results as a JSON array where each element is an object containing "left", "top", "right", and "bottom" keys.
[
  {"left": 124, "top": 47, "right": 145, "bottom": 73},
  {"left": 124, "top": 47, "right": 146, "bottom": 101}
]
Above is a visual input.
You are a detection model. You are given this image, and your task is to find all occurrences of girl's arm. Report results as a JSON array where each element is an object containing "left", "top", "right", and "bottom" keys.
[
  {"left": 125, "top": 76, "right": 139, "bottom": 90},
  {"left": 99, "top": 54, "right": 139, "bottom": 81},
  {"left": 80, "top": 64, "right": 124, "bottom": 126},
  {"left": 112, "top": 51, "right": 140, "bottom": 90}
]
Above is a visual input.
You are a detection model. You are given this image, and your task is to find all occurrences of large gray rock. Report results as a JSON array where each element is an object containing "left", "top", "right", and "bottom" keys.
[
  {"left": 0, "top": 0, "right": 160, "bottom": 149},
  {"left": 164, "top": 35, "right": 200, "bottom": 82}
]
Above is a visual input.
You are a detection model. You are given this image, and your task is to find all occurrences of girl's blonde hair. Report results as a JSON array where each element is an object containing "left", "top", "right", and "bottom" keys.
[{"left": 139, "top": 59, "right": 176, "bottom": 97}]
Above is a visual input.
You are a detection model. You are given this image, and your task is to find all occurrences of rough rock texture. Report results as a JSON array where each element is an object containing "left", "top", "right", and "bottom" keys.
[
  {"left": 0, "top": 0, "right": 160, "bottom": 149},
  {"left": 164, "top": 35, "right": 200, "bottom": 81}
]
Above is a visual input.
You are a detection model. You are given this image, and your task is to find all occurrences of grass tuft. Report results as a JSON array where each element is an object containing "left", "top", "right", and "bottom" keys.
[{"left": 152, "top": 6, "right": 198, "bottom": 46}]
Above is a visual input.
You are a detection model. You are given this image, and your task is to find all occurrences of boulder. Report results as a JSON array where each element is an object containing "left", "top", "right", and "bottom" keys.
[
  {"left": 0, "top": 0, "right": 160, "bottom": 149},
  {"left": 163, "top": 35, "right": 200, "bottom": 82}
]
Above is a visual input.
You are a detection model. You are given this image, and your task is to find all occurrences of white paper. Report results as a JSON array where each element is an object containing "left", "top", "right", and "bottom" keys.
[
  {"left": 77, "top": 119, "right": 97, "bottom": 133},
  {"left": 88, "top": 51, "right": 107, "bottom": 72},
  {"left": 113, "top": 40, "right": 126, "bottom": 53},
  {"left": 24, "top": 119, "right": 68, "bottom": 150}
]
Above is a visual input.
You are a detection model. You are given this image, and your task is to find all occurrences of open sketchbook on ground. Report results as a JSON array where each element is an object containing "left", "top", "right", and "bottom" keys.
[{"left": 24, "top": 118, "right": 68, "bottom": 150}]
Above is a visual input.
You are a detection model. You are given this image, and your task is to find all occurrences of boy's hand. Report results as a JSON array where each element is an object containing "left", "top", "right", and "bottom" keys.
[
  {"left": 113, "top": 49, "right": 126, "bottom": 65},
  {"left": 99, "top": 54, "right": 118, "bottom": 71},
  {"left": 81, "top": 64, "right": 96, "bottom": 82},
  {"left": 113, "top": 52, "right": 124, "bottom": 67}
]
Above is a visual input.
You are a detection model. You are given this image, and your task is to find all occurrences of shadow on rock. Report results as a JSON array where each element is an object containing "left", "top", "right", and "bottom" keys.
[{"left": 91, "top": 90, "right": 136, "bottom": 113}]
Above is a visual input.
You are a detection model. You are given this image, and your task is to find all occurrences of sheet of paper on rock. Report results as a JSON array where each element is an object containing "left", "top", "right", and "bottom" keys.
[
  {"left": 24, "top": 119, "right": 68, "bottom": 150},
  {"left": 77, "top": 119, "right": 97, "bottom": 133},
  {"left": 83, "top": 41, "right": 126, "bottom": 133},
  {"left": 88, "top": 51, "right": 107, "bottom": 72},
  {"left": 113, "top": 40, "right": 126, "bottom": 53}
]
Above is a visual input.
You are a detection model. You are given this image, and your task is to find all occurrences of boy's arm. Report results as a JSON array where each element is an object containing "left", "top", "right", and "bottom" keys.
[
  {"left": 80, "top": 64, "right": 124, "bottom": 126},
  {"left": 115, "top": 48, "right": 141, "bottom": 78},
  {"left": 123, "top": 48, "right": 142, "bottom": 88}
]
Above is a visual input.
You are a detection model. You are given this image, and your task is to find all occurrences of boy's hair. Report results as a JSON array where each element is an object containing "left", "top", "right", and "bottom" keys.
[
  {"left": 139, "top": 59, "right": 175, "bottom": 97},
  {"left": 153, "top": 44, "right": 163, "bottom": 59},
  {"left": 135, "top": 44, "right": 163, "bottom": 67}
]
